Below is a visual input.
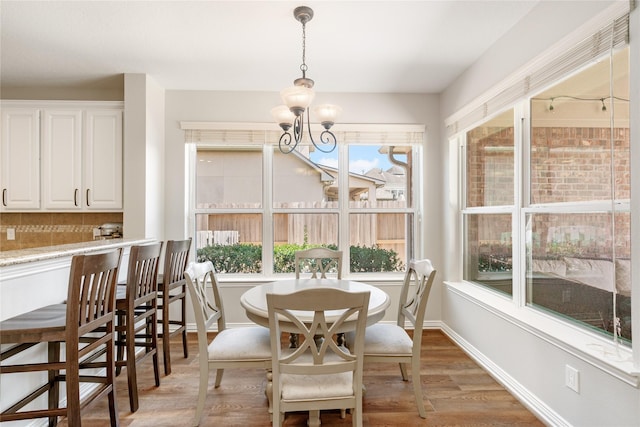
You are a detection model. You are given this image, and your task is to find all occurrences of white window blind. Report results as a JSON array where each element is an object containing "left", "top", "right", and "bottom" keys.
[
  {"left": 181, "top": 122, "right": 425, "bottom": 146},
  {"left": 445, "top": 12, "right": 630, "bottom": 137}
]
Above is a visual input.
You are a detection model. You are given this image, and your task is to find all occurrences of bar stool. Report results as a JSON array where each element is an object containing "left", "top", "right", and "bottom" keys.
[
  {"left": 115, "top": 242, "right": 163, "bottom": 412},
  {"left": 157, "top": 238, "right": 191, "bottom": 375},
  {"left": 0, "top": 248, "right": 123, "bottom": 426}
]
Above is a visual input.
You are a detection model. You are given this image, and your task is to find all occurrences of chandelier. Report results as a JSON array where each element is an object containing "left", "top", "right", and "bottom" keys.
[{"left": 271, "top": 6, "right": 341, "bottom": 154}]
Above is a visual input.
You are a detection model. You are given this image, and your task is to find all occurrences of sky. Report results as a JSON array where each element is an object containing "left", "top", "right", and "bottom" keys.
[{"left": 310, "top": 145, "right": 403, "bottom": 175}]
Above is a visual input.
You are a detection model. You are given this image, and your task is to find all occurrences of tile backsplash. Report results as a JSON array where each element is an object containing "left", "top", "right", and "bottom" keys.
[{"left": 0, "top": 212, "right": 124, "bottom": 251}]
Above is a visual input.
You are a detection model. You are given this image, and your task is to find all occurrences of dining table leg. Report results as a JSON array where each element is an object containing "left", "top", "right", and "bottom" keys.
[{"left": 308, "top": 410, "right": 321, "bottom": 427}]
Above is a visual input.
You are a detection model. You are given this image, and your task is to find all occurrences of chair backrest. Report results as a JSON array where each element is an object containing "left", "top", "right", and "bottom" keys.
[
  {"left": 162, "top": 238, "right": 192, "bottom": 288},
  {"left": 66, "top": 248, "right": 123, "bottom": 340},
  {"left": 397, "top": 259, "right": 436, "bottom": 348},
  {"left": 125, "top": 242, "right": 163, "bottom": 305},
  {"left": 184, "top": 261, "right": 225, "bottom": 355},
  {"left": 267, "top": 288, "right": 369, "bottom": 381},
  {"left": 294, "top": 247, "right": 343, "bottom": 279}
]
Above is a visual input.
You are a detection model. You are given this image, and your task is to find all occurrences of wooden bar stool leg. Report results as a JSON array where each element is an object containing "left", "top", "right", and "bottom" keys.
[
  {"left": 47, "top": 342, "right": 60, "bottom": 427},
  {"left": 125, "top": 310, "right": 139, "bottom": 413},
  {"left": 150, "top": 307, "right": 160, "bottom": 386},
  {"left": 161, "top": 304, "right": 172, "bottom": 376},
  {"left": 116, "top": 311, "right": 125, "bottom": 377}
]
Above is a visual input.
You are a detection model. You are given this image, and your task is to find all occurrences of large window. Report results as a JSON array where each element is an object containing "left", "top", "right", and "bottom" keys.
[
  {"left": 189, "top": 129, "right": 422, "bottom": 277},
  {"left": 460, "top": 44, "right": 631, "bottom": 344}
]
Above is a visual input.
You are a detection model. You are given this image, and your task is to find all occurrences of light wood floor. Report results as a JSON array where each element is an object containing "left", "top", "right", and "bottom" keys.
[{"left": 60, "top": 330, "right": 544, "bottom": 426}]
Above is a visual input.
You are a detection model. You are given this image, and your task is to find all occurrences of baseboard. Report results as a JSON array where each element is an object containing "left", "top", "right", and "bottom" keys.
[{"left": 439, "top": 321, "right": 567, "bottom": 427}]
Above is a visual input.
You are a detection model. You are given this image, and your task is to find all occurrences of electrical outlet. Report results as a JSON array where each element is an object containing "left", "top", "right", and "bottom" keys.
[
  {"left": 6, "top": 228, "right": 15, "bottom": 240},
  {"left": 565, "top": 365, "right": 580, "bottom": 393}
]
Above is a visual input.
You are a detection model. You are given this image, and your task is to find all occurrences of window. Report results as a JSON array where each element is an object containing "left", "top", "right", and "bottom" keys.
[
  {"left": 187, "top": 126, "right": 423, "bottom": 277},
  {"left": 457, "top": 41, "right": 631, "bottom": 344}
]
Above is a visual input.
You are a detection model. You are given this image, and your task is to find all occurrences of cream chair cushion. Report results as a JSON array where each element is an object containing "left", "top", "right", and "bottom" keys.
[
  {"left": 208, "top": 327, "right": 271, "bottom": 360},
  {"left": 280, "top": 349, "right": 354, "bottom": 400},
  {"left": 349, "top": 323, "right": 413, "bottom": 356}
]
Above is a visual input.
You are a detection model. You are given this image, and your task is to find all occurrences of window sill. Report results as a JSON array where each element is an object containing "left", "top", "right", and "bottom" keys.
[
  {"left": 218, "top": 272, "right": 405, "bottom": 285},
  {"left": 445, "top": 281, "right": 640, "bottom": 387}
]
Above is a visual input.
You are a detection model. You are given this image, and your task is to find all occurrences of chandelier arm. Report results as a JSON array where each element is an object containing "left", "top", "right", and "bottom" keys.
[
  {"left": 305, "top": 107, "right": 337, "bottom": 153},
  {"left": 278, "top": 131, "right": 297, "bottom": 154},
  {"left": 315, "top": 130, "right": 338, "bottom": 153},
  {"left": 293, "top": 114, "right": 303, "bottom": 145}
]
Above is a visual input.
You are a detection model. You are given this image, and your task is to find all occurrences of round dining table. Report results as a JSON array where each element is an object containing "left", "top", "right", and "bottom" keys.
[{"left": 240, "top": 278, "right": 391, "bottom": 333}]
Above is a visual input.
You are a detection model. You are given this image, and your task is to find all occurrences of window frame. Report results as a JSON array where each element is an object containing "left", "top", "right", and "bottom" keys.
[
  {"left": 185, "top": 125, "right": 424, "bottom": 280},
  {"left": 451, "top": 43, "right": 634, "bottom": 364}
]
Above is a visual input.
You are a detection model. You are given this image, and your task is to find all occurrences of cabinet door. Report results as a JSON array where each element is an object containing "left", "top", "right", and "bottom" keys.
[
  {"left": 1, "top": 108, "right": 41, "bottom": 210},
  {"left": 84, "top": 109, "right": 123, "bottom": 209},
  {"left": 42, "top": 109, "right": 83, "bottom": 209}
]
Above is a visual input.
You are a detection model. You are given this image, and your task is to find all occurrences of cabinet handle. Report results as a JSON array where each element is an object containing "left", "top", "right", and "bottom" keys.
[
  {"left": 86, "top": 189, "right": 90, "bottom": 207},
  {"left": 2, "top": 189, "right": 6, "bottom": 206},
  {"left": 74, "top": 189, "right": 79, "bottom": 207}
]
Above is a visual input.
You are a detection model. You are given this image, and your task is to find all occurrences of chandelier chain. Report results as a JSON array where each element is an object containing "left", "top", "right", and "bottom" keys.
[{"left": 300, "top": 21, "right": 307, "bottom": 74}]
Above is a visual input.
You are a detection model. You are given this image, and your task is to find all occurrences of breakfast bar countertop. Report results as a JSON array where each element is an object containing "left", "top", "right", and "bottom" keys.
[{"left": 0, "top": 238, "right": 156, "bottom": 268}]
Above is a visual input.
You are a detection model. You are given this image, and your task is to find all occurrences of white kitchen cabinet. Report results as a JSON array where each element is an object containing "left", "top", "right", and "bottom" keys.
[
  {"left": 40, "top": 105, "right": 123, "bottom": 210},
  {"left": 1, "top": 101, "right": 123, "bottom": 212},
  {"left": 0, "top": 108, "right": 41, "bottom": 210},
  {"left": 42, "top": 109, "right": 83, "bottom": 209},
  {"left": 84, "top": 109, "right": 123, "bottom": 209}
]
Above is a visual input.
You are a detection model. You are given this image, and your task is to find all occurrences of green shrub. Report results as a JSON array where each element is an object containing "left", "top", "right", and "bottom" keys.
[
  {"left": 196, "top": 244, "right": 262, "bottom": 273},
  {"left": 197, "top": 243, "right": 402, "bottom": 273},
  {"left": 350, "top": 245, "right": 404, "bottom": 272}
]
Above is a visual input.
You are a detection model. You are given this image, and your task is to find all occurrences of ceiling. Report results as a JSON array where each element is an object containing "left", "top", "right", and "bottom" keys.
[{"left": 0, "top": 1, "right": 540, "bottom": 95}]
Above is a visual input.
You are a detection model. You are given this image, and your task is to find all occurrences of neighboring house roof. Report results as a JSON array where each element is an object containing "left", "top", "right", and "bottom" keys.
[{"left": 290, "top": 151, "right": 336, "bottom": 183}]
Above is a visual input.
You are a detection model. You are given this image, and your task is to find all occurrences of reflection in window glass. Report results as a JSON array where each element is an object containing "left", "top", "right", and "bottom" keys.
[
  {"left": 466, "top": 110, "right": 514, "bottom": 208},
  {"left": 273, "top": 148, "right": 337, "bottom": 208},
  {"left": 530, "top": 48, "right": 629, "bottom": 204},
  {"left": 349, "top": 213, "right": 409, "bottom": 272},
  {"left": 525, "top": 212, "right": 630, "bottom": 343},
  {"left": 196, "top": 148, "right": 262, "bottom": 208},
  {"left": 194, "top": 213, "right": 262, "bottom": 273},
  {"left": 273, "top": 213, "right": 338, "bottom": 273},
  {"left": 347, "top": 145, "right": 412, "bottom": 209},
  {"left": 464, "top": 214, "right": 512, "bottom": 295}
]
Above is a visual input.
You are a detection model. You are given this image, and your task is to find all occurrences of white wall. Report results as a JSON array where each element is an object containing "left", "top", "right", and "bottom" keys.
[
  {"left": 439, "top": 2, "right": 640, "bottom": 426},
  {"left": 123, "top": 73, "right": 165, "bottom": 241}
]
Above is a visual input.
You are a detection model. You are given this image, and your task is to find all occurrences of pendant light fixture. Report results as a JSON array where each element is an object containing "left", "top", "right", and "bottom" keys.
[{"left": 271, "top": 6, "right": 341, "bottom": 154}]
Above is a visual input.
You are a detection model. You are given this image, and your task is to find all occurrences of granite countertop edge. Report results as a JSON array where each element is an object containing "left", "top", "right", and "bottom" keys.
[{"left": 0, "top": 238, "right": 156, "bottom": 268}]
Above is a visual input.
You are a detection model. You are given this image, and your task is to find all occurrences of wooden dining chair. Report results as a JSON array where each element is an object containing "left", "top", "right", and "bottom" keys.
[
  {"left": 157, "top": 238, "right": 191, "bottom": 375},
  {"left": 347, "top": 258, "right": 436, "bottom": 418},
  {"left": 115, "top": 242, "right": 163, "bottom": 412},
  {"left": 267, "top": 287, "right": 370, "bottom": 427},
  {"left": 185, "top": 261, "right": 272, "bottom": 427},
  {"left": 294, "top": 247, "right": 343, "bottom": 279},
  {"left": 0, "top": 248, "right": 123, "bottom": 426}
]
